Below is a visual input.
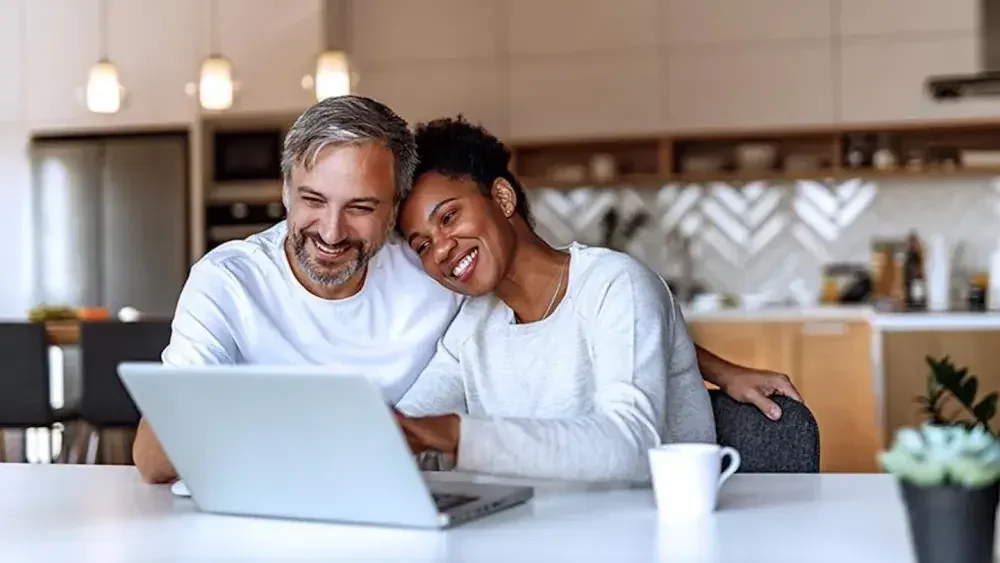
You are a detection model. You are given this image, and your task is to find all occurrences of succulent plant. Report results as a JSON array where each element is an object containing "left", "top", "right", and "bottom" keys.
[{"left": 879, "top": 423, "right": 1000, "bottom": 488}]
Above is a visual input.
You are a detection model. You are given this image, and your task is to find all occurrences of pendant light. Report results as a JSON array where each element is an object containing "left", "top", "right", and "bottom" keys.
[
  {"left": 197, "top": 0, "right": 234, "bottom": 111},
  {"left": 307, "top": 0, "right": 353, "bottom": 101},
  {"left": 85, "top": 0, "right": 124, "bottom": 114}
]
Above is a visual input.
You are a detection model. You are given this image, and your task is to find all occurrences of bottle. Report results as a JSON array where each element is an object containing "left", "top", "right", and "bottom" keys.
[{"left": 903, "top": 231, "right": 927, "bottom": 311}]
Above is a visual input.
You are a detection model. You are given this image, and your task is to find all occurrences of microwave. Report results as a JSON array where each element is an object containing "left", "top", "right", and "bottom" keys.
[{"left": 213, "top": 129, "right": 283, "bottom": 183}]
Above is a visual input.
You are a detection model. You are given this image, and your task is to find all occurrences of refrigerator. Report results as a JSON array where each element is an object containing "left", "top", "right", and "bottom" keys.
[{"left": 30, "top": 134, "right": 190, "bottom": 318}]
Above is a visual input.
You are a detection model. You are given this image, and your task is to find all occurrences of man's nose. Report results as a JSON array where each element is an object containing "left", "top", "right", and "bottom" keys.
[{"left": 316, "top": 212, "right": 347, "bottom": 244}]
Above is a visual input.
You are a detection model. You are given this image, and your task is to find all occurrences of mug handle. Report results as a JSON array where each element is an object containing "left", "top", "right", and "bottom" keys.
[{"left": 717, "top": 446, "right": 741, "bottom": 487}]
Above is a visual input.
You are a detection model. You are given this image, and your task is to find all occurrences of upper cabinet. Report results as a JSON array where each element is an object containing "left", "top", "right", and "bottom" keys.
[
  {"left": 838, "top": 0, "right": 978, "bottom": 37},
  {"left": 666, "top": 42, "right": 835, "bottom": 131},
  {"left": 838, "top": 35, "right": 1000, "bottom": 123},
  {"left": 664, "top": 0, "right": 832, "bottom": 46},
  {"left": 22, "top": 0, "right": 103, "bottom": 129},
  {"left": 350, "top": 0, "right": 503, "bottom": 132},
  {"left": 0, "top": 0, "right": 23, "bottom": 124},
  {"left": 213, "top": 0, "right": 321, "bottom": 116},
  {"left": 505, "top": 0, "right": 659, "bottom": 56}
]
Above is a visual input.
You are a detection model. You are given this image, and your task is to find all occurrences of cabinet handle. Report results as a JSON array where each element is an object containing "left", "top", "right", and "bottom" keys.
[{"left": 800, "top": 322, "right": 848, "bottom": 335}]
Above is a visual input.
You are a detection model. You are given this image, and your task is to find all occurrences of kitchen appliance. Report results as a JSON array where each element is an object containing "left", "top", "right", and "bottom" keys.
[
  {"left": 30, "top": 134, "right": 189, "bottom": 317},
  {"left": 925, "top": 0, "right": 1000, "bottom": 100}
]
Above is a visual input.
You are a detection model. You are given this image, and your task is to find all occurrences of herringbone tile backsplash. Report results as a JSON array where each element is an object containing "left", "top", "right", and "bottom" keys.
[{"left": 527, "top": 176, "right": 1000, "bottom": 303}]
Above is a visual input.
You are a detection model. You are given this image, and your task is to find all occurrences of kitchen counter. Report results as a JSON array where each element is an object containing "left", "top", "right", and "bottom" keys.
[{"left": 682, "top": 306, "right": 1000, "bottom": 331}]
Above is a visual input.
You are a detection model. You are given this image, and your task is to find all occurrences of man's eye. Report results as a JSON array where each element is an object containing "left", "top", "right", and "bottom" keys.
[{"left": 415, "top": 242, "right": 429, "bottom": 255}]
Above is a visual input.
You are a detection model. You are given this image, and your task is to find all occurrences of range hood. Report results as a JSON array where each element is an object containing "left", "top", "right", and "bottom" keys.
[{"left": 925, "top": 0, "right": 1000, "bottom": 100}]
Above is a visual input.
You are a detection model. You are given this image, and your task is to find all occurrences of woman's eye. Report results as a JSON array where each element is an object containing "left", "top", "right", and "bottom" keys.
[
  {"left": 441, "top": 210, "right": 456, "bottom": 224},
  {"left": 415, "top": 242, "right": 429, "bottom": 255}
]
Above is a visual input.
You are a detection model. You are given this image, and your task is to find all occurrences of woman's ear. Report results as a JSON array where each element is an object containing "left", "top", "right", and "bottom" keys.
[{"left": 491, "top": 178, "right": 517, "bottom": 219}]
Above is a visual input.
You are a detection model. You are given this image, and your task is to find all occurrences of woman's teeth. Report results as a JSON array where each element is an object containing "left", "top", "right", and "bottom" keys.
[{"left": 453, "top": 249, "right": 478, "bottom": 277}]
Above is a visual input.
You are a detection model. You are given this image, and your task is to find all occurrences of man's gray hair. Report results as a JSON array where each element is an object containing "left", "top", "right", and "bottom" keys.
[{"left": 281, "top": 95, "right": 417, "bottom": 207}]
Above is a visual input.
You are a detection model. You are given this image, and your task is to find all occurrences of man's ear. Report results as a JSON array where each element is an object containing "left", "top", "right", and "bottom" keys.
[{"left": 491, "top": 178, "right": 517, "bottom": 218}]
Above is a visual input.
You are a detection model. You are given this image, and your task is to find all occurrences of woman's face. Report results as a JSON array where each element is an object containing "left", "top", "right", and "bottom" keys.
[{"left": 398, "top": 172, "right": 517, "bottom": 296}]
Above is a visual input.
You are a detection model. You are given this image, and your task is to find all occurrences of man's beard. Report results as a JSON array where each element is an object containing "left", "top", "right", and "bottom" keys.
[{"left": 289, "top": 228, "right": 374, "bottom": 288}]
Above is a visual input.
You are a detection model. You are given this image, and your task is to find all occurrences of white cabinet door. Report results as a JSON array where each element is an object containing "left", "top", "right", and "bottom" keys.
[
  {"left": 351, "top": 0, "right": 499, "bottom": 64},
  {"left": 838, "top": 35, "right": 1000, "bottom": 123},
  {"left": 838, "top": 0, "right": 978, "bottom": 38},
  {"left": 354, "top": 63, "right": 505, "bottom": 136},
  {"left": 664, "top": 0, "right": 832, "bottom": 47},
  {"left": 505, "top": 0, "right": 659, "bottom": 56},
  {"left": 665, "top": 42, "right": 835, "bottom": 131},
  {"left": 213, "top": 0, "right": 322, "bottom": 116},
  {"left": 22, "top": 0, "right": 101, "bottom": 128},
  {"left": 0, "top": 0, "right": 23, "bottom": 124},
  {"left": 507, "top": 53, "right": 662, "bottom": 140},
  {"left": 106, "top": 0, "right": 200, "bottom": 125}
]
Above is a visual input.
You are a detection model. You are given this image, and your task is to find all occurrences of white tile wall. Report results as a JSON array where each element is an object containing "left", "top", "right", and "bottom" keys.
[{"left": 527, "top": 176, "right": 1000, "bottom": 302}]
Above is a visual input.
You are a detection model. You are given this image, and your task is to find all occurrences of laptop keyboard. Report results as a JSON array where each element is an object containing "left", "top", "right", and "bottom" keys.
[{"left": 432, "top": 493, "right": 477, "bottom": 512}]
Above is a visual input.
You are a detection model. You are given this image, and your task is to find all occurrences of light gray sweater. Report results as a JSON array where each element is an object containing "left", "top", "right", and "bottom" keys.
[{"left": 396, "top": 243, "right": 716, "bottom": 482}]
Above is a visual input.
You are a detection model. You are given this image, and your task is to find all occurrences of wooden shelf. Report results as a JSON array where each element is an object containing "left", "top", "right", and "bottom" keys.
[{"left": 507, "top": 119, "right": 1000, "bottom": 188}]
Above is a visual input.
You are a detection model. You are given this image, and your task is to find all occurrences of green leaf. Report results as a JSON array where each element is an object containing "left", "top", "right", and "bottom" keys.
[{"left": 974, "top": 393, "right": 999, "bottom": 424}]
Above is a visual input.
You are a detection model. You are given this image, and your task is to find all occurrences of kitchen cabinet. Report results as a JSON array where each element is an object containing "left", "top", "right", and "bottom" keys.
[
  {"left": 213, "top": 0, "right": 321, "bottom": 116},
  {"left": 0, "top": 0, "right": 23, "bottom": 124},
  {"left": 838, "top": 0, "right": 978, "bottom": 38},
  {"left": 663, "top": 0, "right": 831, "bottom": 47},
  {"left": 838, "top": 35, "right": 1000, "bottom": 124},
  {"left": 22, "top": 0, "right": 102, "bottom": 128},
  {"left": 689, "top": 318, "right": 880, "bottom": 473},
  {"left": 664, "top": 42, "right": 835, "bottom": 131},
  {"left": 354, "top": 63, "right": 506, "bottom": 138},
  {"left": 883, "top": 331, "right": 1000, "bottom": 439},
  {"left": 507, "top": 53, "right": 662, "bottom": 141},
  {"left": 22, "top": 0, "right": 200, "bottom": 131},
  {"left": 505, "top": 0, "right": 659, "bottom": 57},
  {"left": 351, "top": 0, "right": 499, "bottom": 64}
]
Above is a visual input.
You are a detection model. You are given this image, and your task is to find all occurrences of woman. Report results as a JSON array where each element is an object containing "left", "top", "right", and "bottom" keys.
[{"left": 392, "top": 117, "right": 785, "bottom": 482}]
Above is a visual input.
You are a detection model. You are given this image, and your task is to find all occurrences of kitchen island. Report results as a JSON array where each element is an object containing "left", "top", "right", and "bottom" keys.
[{"left": 682, "top": 306, "right": 1000, "bottom": 474}]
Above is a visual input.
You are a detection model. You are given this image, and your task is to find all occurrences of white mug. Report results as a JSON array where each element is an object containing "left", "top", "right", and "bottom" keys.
[{"left": 648, "top": 443, "right": 741, "bottom": 521}]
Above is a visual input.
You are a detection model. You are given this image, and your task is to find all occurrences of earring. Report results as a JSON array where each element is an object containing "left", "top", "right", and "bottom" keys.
[{"left": 502, "top": 202, "right": 514, "bottom": 217}]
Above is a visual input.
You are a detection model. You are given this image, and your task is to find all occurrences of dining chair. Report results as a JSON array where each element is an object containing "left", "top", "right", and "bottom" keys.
[
  {"left": 709, "top": 389, "right": 821, "bottom": 473},
  {"left": 0, "top": 322, "right": 80, "bottom": 463},
  {"left": 77, "top": 320, "right": 171, "bottom": 465}
]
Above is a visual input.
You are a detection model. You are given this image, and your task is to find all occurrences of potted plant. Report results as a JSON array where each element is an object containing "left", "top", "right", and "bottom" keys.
[{"left": 878, "top": 356, "right": 1000, "bottom": 563}]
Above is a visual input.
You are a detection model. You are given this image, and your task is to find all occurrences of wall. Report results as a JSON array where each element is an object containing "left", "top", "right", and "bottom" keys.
[
  {"left": 0, "top": 0, "right": 323, "bottom": 318},
  {"left": 526, "top": 176, "right": 1000, "bottom": 303}
]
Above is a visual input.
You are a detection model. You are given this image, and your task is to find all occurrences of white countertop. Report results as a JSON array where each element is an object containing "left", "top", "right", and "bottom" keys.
[
  {"left": 683, "top": 305, "right": 1000, "bottom": 331},
  {"left": 0, "top": 464, "right": 962, "bottom": 562}
]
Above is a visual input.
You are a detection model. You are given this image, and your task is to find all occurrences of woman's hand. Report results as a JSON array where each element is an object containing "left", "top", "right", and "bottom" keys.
[
  {"left": 718, "top": 368, "right": 802, "bottom": 421},
  {"left": 393, "top": 410, "right": 461, "bottom": 457}
]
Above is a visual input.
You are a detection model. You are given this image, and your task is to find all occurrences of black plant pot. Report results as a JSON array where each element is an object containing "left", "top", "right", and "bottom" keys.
[{"left": 900, "top": 479, "right": 1000, "bottom": 563}]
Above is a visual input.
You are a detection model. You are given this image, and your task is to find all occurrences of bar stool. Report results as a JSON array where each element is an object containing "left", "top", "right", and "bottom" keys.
[
  {"left": 0, "top": 322, "right": 80, "bottom": 463},
  {"left": 76, "top": 320, "right": 171, "bottom": 465}
]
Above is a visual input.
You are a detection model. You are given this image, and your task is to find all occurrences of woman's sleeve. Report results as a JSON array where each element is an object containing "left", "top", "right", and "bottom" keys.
[
  {"left": 455, "top": 267, "right": 715, "bottom": 482},
  {"left": 395, "top": 338, "right": 468, "bottom": 417}
]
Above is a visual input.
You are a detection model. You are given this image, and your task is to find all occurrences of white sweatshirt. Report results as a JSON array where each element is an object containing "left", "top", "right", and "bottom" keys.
[{"left": 396, "top": 242, "right": 716, "bottom": 482}]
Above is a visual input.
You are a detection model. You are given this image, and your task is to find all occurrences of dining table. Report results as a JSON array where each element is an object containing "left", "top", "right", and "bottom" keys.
[{"left": 0, "top": 463, "right": 951, "bottom": 562}]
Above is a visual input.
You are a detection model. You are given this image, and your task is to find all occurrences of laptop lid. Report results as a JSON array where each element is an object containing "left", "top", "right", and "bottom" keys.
[{"left": 118, "top": 362, "right": 443, "bottom": 528}]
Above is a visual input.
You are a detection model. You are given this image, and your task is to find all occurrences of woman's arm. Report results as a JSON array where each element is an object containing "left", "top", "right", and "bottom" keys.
[
  {"left": 451, "top": 268, "right": 712, "bottom": 483},
  {"left": 395, "top": 339, "right": 467, "bottom": 417}
]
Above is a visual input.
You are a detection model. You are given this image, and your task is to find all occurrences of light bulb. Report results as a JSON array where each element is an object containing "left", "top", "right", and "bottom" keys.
[
  {"left": 199, "top": 55, "right": 233, "bottom": 111},
  {"left": 86, "top": 59, "right": 123, "bottom": 114},
  {"left": 315, "top": 51, "right": 351, "bottom": 101}
]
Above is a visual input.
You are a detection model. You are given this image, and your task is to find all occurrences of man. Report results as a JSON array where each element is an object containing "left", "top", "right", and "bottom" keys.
[{"left": 133, "top": 95, "right": 799, "bottom": 484}]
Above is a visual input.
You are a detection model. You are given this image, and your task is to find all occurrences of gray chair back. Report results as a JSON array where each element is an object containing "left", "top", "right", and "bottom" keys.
[
  {"left": 0, "top": 323, "right": 55, "bottom": 427},
  {"left": 709, "top": 390, "right": 820, "bottom": 473}
]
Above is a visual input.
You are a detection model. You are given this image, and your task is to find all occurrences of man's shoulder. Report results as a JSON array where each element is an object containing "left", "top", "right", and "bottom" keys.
[{"left": 187, "top": 223, "right": 287, "bottom": 292}]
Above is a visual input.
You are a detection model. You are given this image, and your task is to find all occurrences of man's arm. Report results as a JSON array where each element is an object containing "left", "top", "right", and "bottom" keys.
[{"left": 133, "top": 262, "right": 241, "bottom": 484}]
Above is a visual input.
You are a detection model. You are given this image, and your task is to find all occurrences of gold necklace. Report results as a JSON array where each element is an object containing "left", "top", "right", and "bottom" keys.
[{"left": 541, "top": 257, "right": 570, "bottom": 319}]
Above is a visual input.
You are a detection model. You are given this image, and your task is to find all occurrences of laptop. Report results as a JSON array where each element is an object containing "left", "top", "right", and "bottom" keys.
[{"left": 117, "top": 362, "right": 534, "bottom": 529}]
